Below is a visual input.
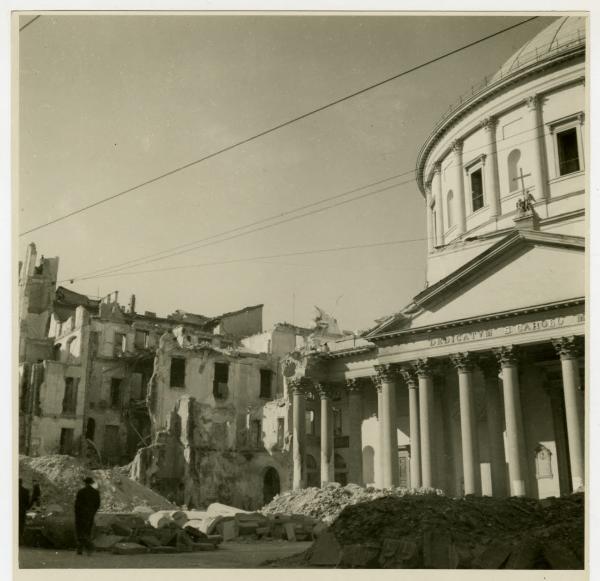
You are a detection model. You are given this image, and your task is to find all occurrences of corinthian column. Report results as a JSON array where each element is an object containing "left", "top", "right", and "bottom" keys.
[
  {"left": 374, "top": 364, "right": 399, "bottom": 488},
  {"left": 346, "top": 379, "right": 364, "bottom": 485},
  {"left": 481, "top": 116, "right": 500, "bottom": 217},
  {"left": 415, "top": 358, "right": 434, "bottom": 488},
  {"left": 525, "top": 94, "right": 548, "bottom": 201},
  {"left": 451, "top": 140, "right": 466, "bottom": 235},
  {"left": 450, "top": 352, "right": 480, "bottom": 496},
  {"left": 552, "top": 337, "right": 584, "bottom": 491},
  {"left": 400, "top": 367, "right": 421, "bottom": 488},
  {"left": 290, "top": 379, "right": 307, "bottom": 490},
  {"left": 433, "top": 163, "right": 444, "bottom": 245},
  {"left": 494, "top": 346, "right": 527, "bottom": 497},
  {"left": 316, "top": 382, "right": 334, "bottom": 486}
]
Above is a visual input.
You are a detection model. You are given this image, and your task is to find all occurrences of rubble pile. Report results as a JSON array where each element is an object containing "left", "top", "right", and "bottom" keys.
[
  {"left": 261, "top": 483, "right": 444, "bottom": 524},
  {"left": 266, "top": 493, "right": 584, "bottom": 569},
  {"left": 19, "top": 454, "right": 175, "bottom": 512}
]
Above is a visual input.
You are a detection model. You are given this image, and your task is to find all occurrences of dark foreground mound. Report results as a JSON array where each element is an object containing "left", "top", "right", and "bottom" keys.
[{"left": 264, "top": 492, "right": 584, "bottom": 569}]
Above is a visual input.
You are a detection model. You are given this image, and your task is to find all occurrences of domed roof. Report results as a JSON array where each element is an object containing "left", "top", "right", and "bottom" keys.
[{"left": 490, "top": 16, "right": 586, "bottom": 83}]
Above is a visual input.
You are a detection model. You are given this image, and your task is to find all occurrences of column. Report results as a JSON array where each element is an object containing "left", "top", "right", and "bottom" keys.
[
  {"left": 525, "top": 94, "right": 548, "bottom": 201},
  {"left": 426, "top": 188, "right": 435, "bottom": 252},
  {"left": 346, "top": 379, "right": 364, "bottom": 485},
  {"left": 374, "top": 364, "right": 399, "bottom": 488},
  {"left": 316, "top": 383, "right": 334, "bottom": 486},
  {"left": 451, "top": 140, "right": 467, "bottom": 235},
  {"left": 290, "top": 379, "right": 307, "bottom": 490},
  {"left": 450, "top": 353, "right": 480, "bottom": 495},
  {"left": 376, "top": 381, "right": 384, "bottom": 488},
  {"left": 494, "top": 346, "right": 527, "bottom": 497},
  {"left": 479, "top": 357, "right": 508, "bottom": 497},
  {"left": 433, "top": 163, "right": 444, "bottom": 245},
  {"left": 399, "top": 367, "right": 421, "bottom": 488},
  {"left": 481, "top": 116, "right": 501, "bottom": 218},
  {"left": 415, "top": 358, "right": 434, "bottom": 488},
  {"left": 552, "top": 337, "right": 584, "bottom": 491}
]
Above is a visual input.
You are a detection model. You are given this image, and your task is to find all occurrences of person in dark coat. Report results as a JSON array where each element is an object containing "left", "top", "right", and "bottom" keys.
[
  {"left": 30, "top": 479, "right": 41, "bottom": 509},
  {"left": 74, "top": 476, "right": 101, "bottom": 555},
  {"left": 18, "top": 479, "right": 30, "bottom": 546}
]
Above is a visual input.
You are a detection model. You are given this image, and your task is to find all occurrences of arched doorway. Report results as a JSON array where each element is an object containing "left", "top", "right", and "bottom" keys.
[{"left": 263, "top": 467, "right": 280, "bottom": 505}]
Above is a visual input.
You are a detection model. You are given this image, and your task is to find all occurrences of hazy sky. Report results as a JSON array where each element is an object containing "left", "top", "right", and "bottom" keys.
[{"left": 17, "top": 13, "right": 555, "bottom": 331}]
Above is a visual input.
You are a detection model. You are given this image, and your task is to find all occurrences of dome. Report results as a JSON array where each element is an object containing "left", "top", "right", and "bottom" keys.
[{"left": 490, "top": 16, "right": 586, "bottom": 83}]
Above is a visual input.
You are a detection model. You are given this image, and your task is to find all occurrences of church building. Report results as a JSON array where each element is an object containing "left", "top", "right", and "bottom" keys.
[{"left": 286, "top": 16, "right": 586, "bottom": 500}]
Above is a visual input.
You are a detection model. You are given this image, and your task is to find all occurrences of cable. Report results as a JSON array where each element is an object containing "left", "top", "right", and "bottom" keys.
[
  {"left": 19, "top": 15, "right": 41, "bottom": 32},
  {"left": 68, "top": 170, "right": 417, "bottom": 279},
  {"left": 20, "top": 16, "right": 539, "bottom": 237},
  {"left": 68, "top": 237, "right": 430, "bottom": 283},
  {"left": 63, "top": 120, "right": 561, "bottom": 283}
]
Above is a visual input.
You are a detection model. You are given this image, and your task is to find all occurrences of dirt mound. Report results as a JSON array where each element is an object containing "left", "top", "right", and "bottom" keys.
[
  {"left": 19, "top": 454, "right": 175, "bottom": 513},
  {"left": 265, "top": 492, "right": 584, "bottom": 569},
  {"left": 261, "top": 484, "right": 443, "bottom": 524}
]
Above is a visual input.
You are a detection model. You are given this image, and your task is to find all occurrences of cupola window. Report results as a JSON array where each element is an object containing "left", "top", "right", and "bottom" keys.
[
  {"left": 470, "top": 168, "right": 484, "bottom": 212},
  {"left": 556, "top": 128, "right": 580, "bottom": 176}
]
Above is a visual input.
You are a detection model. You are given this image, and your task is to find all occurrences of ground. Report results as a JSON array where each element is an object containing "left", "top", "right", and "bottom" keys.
[{"left": 19, "top": 541, "right": 312, "bottom": 569}]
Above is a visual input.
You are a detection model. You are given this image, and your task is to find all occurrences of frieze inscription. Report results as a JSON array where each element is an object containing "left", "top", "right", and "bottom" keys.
[{"left": 429, "top": 314, "right": 584, "bottom": 348}]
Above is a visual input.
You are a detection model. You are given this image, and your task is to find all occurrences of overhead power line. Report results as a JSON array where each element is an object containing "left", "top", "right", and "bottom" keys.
[
  {"left": 64, "top": 119, "right": 556, "bottom": 283},
  {"left": 20, "top": 16, "right": 539, "bottom": 237},
  {"left": 65, "top": 237, "right": 429, "bottom": 283}
]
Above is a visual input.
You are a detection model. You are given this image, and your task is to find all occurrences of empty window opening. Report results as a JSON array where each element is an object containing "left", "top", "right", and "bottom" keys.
[
  {"left": 114, "top": 332, "right": 126, "bottom": 357},
  {"left": 134, "top": 330, "right": 149, "bottom": 349},
  {"left": 470, "top": 168, "right": 484, "bottom": 212},
  {"left": 110, "top": 377, "right": 122, "bottom": 408},
  {"left": 507, "top": 149, "right": 521, "bottom": 192},
  {"left": 333, "top": 408, "right": 343, "bottom": 437},
  {"left": 250, "top": 419, "right": 262, "bottom": 448},
  {"left": 59, "top": 428, "right": 74, "bottom": 455},
  {"left": 556, "top": 127, "right": 580, "bottom": 176},
  {"left": 85, "top": 418, "right": 96, "bottom": 441},
  {"left": 260, "top": 369, "right": 273, "bottom": 399},
  {"left": 213, "top": 362, "right": 229, "bottom": 399},
  {"left": 276, "top": 418, "right": 285, "bottom": 448},
  {"left": 170, "top": 357, "right": 186, "bottom": 388},
  {"left": 305, "top": 409, "right": 315, "bottom": 436},
  {"left": 62, "top": 377, "right": 78, "bottom": 414},
  {"left": 334, "top": 453, "right": 348, "bottom": 486}
]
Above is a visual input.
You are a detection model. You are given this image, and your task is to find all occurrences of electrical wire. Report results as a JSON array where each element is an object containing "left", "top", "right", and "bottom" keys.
[{"left": 20, "top": 16, "right": 539, "bottom": 237}]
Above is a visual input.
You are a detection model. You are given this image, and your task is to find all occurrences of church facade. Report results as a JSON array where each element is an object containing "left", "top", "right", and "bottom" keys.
[{"left": 286, "top": 16, "right": 586, "bottom": 500}]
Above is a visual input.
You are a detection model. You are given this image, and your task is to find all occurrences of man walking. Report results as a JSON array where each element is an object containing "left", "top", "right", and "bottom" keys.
[{"left": 74, "top": 476, "right": 100, "bottom": 555}]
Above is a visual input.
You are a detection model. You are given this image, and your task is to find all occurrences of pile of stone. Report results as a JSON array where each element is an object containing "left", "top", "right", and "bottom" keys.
[
  {"left": 19, "top": 454, "right": 175, "bottom": 513},
  {"left": 266, "top": 492, "right": 584, "bottom": 569},
  {"left": 261, "top": 483, "right": 444, "bottom": 524}
]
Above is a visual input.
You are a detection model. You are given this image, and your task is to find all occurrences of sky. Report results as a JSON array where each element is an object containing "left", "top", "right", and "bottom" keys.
[{"left": 16, "top": 13, "right": 556, "bottom": 332}]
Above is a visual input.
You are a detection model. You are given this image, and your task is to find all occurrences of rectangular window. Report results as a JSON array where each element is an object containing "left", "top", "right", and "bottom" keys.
[
  {"left": 556, "top": 127, "right": 580, "bottom": 176},
  {"left": 470, "top": 168, "right": 484, "bottom": 212},
  {"left": 134, "top": 330, "right": 149, "bottom": 349},
  {"left": 213, "top": 362, "right": 229, "bottom": 399},
  {"left": 277, "top": 418, "right": 285, "bottom": 448},
  {"left": 113, "top": 332, "right": 126, "bottom": 357},
  {"left": 59, "top": 428, "right": 74, "bottom": 455},
  {"left": 305, "top": 410, "right": 315, "bottom": 436},
  {"left": 259, "top": 369, "right": 273, "bottom": 399},
  {"left": 110, "top": 377, "right": 122, "bottom": 408},
  {"left": 250, "top": 419, "right": 262, "bottom": 448},
  {"left": 333, "top": 408, "right": 343, "bottom": 437},
  {"left": 62, "top": 377, "right": 78, "bottom": 414},
  {"left": 170, "top": 357, "right": 186, "bottom": 388}
]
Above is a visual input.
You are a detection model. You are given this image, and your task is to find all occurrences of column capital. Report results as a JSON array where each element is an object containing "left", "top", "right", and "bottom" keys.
[
  {"left": 480, "top": 116, "right": 497, "bottom": 131},
  {"left": 374, "top": 363, "right": 398, "bottom": 385},
  {"left": 345, "top": 378, "right": 365, "bottom": 394},
  {"left": 399, "top": 366, "right": 418, "bottom": 388},
  {"left": 315, "top": 381, "right": 335, "bottom": 399},
  {"left": 525, "top": 94, "right": 540, "bottom": 111},
  {"left": 414, "top": 357, "right": 434, "bottom": 378},
  {"left": 451, "top": 139, "right": 463, "bottom": 155},
  {"left": 552, "top": 336, "right": 582, "bottom": 360},
  {"left": 493, "top": 345, "right": 520, "bottom": 368},
  {"left": 450, "top": 352, "right": 474, "bottom": 372},
  {"left": 288, "top": 377, "right": 309, "bottom": 395}
]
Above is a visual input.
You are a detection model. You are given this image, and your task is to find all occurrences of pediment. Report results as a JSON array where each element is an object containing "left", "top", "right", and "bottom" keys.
[{"left": 369, "top": 230, "right": 584, "bottom": 338}]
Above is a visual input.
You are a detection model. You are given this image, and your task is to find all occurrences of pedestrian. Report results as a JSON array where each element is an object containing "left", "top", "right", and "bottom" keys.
[
  {"left": 30, "top": 479, "right": 41, "bottom": 509},
  {"left": 74, "top": 476, "right": 100, "bottom": 555},
  {"left": 18, "top": 479, "right": 30, "bottom": 546}
]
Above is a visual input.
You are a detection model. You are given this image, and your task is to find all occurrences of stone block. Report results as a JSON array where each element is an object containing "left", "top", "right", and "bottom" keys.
[
  {"left": 309, "top": 531, "right": 341, "bottom": 566},
  {"left": 111, "top": 542, "right": 148, "bottom": 555},
  {"left": 139, "top": 534, "right": 162, "bottom": 548},
  {"left": 339, "top": 543, "right": 380, "bottom": 568},
  {"left": 221, "top": 520, "right": 237, "bottom": 541},
  {"left": 93, "top": 534, "right": 125, "bottom": 550},
  {"left": 110, "top": 522, "right": 133, "bottom": 537},
  {"left": 378, "top": 538, "right": 419, "bottom": 569},
  {"left": 284, "top": 523, "right": 296, "bottom": 541}
]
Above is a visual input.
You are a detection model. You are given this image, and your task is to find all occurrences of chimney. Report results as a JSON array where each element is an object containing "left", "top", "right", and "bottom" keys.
[{"left": 129, "top": 294, "right": 136, "bottom": 314}]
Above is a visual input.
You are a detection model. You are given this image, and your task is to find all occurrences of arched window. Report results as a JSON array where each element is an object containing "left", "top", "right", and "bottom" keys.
[
  {"left": 508, "top": 149, "right": 521, "bottom": 192},
  {"left": 446, "top": 190, "right": 454, "bottom": 228}
]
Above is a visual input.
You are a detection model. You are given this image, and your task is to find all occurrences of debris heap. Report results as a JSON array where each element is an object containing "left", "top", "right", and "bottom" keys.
[
  {"left": 261, "top": 483, "right": 443, "bottom": 524},
  {"left": 266, "top": 492, "right": 584, "bottom": 569}
]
